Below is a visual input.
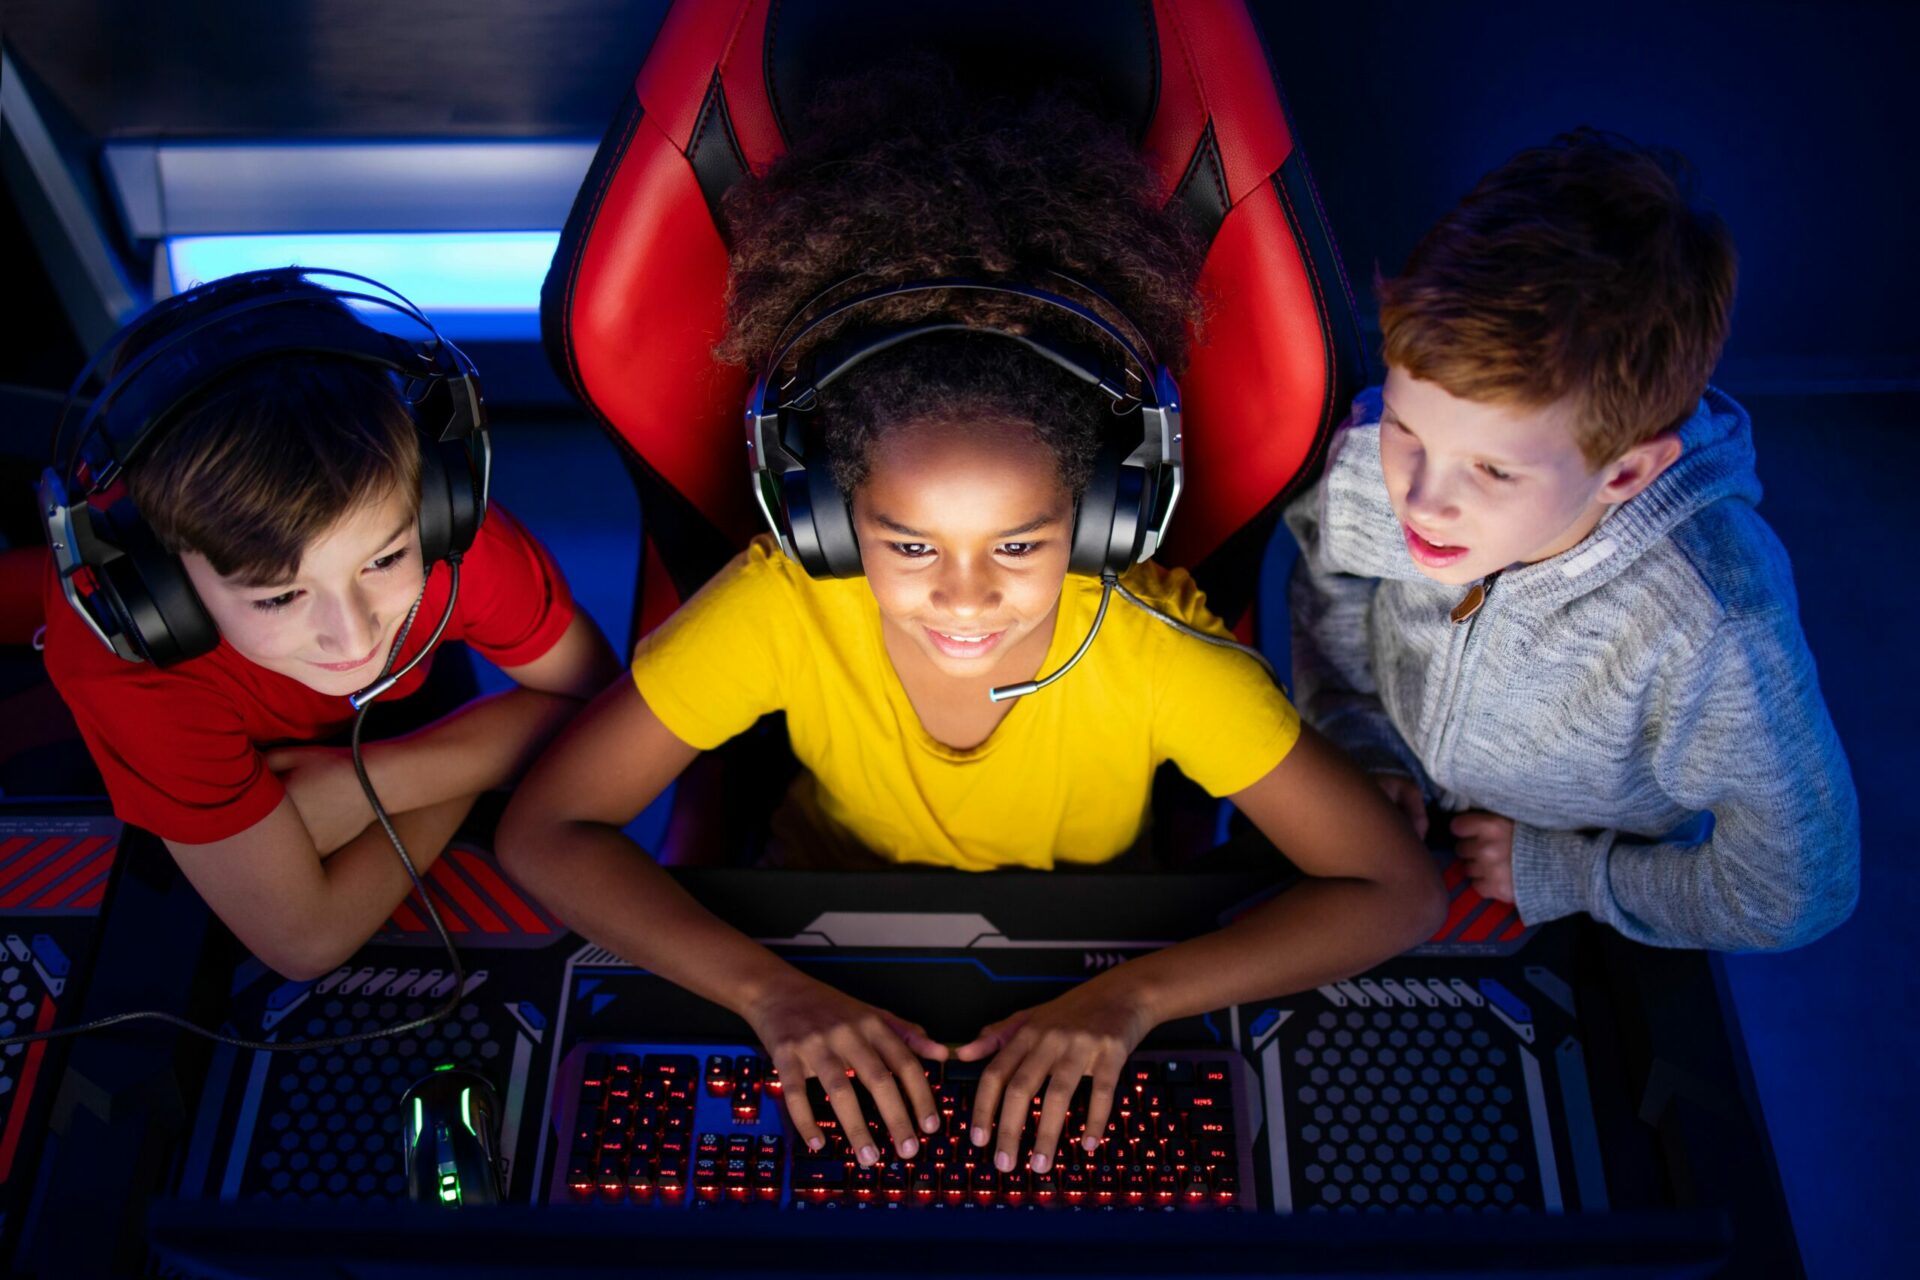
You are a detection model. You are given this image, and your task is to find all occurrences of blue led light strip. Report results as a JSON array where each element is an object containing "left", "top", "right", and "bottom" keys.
[{"left": 165, "top": 232, "right": 559, "bottom": 339}]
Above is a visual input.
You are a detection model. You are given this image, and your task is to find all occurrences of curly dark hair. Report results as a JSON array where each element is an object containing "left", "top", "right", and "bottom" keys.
[{"left": 717, "top": 59, "right": 1205, "bottom": 495}]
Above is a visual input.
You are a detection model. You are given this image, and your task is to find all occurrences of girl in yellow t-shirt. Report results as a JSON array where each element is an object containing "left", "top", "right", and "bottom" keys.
[{"left": 500, "top": 68, "right": 1444, "bottom": 1182}]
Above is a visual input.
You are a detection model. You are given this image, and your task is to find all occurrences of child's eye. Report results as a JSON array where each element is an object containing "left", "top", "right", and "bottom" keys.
[
  {"left": 1479, "top": 463, "right": 1515, "bottom": 482},
  {"left": 370, "top": 547, "right": 410, "bottom": 572},
  {"left": 251, "top": 590, "right": 300, "bottom": 613},
  {"left": 998, "top": 541, "right": 1040, "bottom": 558},
  {"left": 887, "top": 542, "right": 933, "bottom": 559}
]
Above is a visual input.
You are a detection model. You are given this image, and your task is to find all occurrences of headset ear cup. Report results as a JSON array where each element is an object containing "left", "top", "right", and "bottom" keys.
[
  {"left": 415, "top": 439, "right": 451, "bottom": 564},
  {"left": 95, "top": 499, "right": 219, "bottom": 666},
  {"left": 1070, "top": 445, "right": 1122, "bottom": 576},
  {"left": 439, "top": 433, "right": 485, "bottom": 556},
  {"left": 805, "top": 462, "right": 862, "bottom": 578},
  {"left": 1070, "top": 442, "right": 1155, "bottom": 577},
  {"left": 779, "top": 462, "right": 862, "bottom": 579}
]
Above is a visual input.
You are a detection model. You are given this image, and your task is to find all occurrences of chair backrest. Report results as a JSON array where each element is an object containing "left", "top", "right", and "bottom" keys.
[{"left": 542, "top": 0, "right": 1366, "bottom": 643}]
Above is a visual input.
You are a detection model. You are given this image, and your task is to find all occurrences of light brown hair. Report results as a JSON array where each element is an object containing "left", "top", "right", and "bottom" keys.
[
  {"left": 1377, "top": 129, "right": 1737, "bottom": 465},
  {"left": 126, "top": 354, "right": 420, "bottom": 585}
]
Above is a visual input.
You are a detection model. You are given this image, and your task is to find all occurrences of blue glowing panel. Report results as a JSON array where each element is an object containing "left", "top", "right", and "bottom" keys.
[{"left": 164, "top": 232, "right": 559, "bottom": 340}]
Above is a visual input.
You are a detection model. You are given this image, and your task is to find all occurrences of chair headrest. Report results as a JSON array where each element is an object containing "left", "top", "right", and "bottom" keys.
[{"left": 545, "top": 0, "right": 1365, "bottom": 631}]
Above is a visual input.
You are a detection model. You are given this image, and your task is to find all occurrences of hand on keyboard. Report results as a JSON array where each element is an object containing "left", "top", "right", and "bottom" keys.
[
  {"left": 742, "top": 971, "right": 947, "bottom": 1166},
  {"left": 953, "top": 975, "right": 1154, "bottom": 1177}
]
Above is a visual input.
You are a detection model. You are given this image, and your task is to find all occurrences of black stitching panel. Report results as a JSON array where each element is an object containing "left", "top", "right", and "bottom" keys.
[
  {"left": 1174, "top": 120, "right": 1230, "bottom": 248},
  {"left": 687, "top": 73, "right": 750, "bottom": 239}
]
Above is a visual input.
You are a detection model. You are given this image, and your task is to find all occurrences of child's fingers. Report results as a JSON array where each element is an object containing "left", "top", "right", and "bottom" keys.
[
  {"left": 994, "top": 1047, "right": 1059, "bottom": 1174},
  {"left": 966, "top": 1031, "right": 1023, "bottom": 1150},
  {"left": 1373, "top": 774, "right": 1428, "bottom": 839},
  {"left": 886, "top": 1016, "right": 948, "bottom": 1062},
  {"left": 1028, "top": 1059, "right": 1087, "bottom": 1173},
  {"left": 952, "top": 1034, "right": 999, "bottom": 1062},
  {"left": 953, "top": 1014, "right": 1020, "bottom": 1063},
  {"left": 1396, "top": 788, "right": 1430, "bottom": 840},
  {"left": 816, "top": 1057, "right": 879, "bottom": 1167},
  {"left": 840, "top": 1039, "right": 919, "bottom": 1161},
  {"left": 873, "top": 1029, "right": 941, "bottom": 1136},
  {"left": 772, "top": 1051, "right": 825, "bottom": 1153},
  {"left": 1080, "top": 1049, "right": 1125, "bottom": 1153}
]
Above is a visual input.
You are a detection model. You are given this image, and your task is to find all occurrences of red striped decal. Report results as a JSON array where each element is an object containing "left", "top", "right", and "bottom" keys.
[
  {"left": 1497, "top": 917, "right": 1528, "bottom": 943},
  {"left": 40, "top": 844, "right": 118, "bottom": 908},
  {"left": 428, "top": 860, "right": 507, "bottom": 934},
  {"left": 0, "top": 837, "right": 108, "bottom": 909},
  {"left": 450, "top": 849, "right": 555, "bottom": 935},
  {"left": 67, "top": 878, "right": 108, "bottom": 912},
  {"left": 1431, "top": 885, "right": 1482, "bottom": 941},
  {"left": 1460, "top": 901, "right": 1516, "bottom": 944},
  {"left": 0, "top": 836, "right": 33, "bottom": 864},
  {"left": 389, "top": 901, "right": 427, "bottom": 932},
  {"left": 1442, "top": 859, "right": 1468, "bottom": 890},
  {"left": 420, "top": 885, "right": 470, "bottom": 933},
  {"left": 0, "top": 995, "right": 58, "bottom": 1182},
  {"left": 0, "top": 838, "right": 68, "bottom": 893}
]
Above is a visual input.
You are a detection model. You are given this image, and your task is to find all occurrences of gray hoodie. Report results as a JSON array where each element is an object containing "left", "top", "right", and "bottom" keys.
[{"left": 1286, "top": 386, "right": 1859, "bottom": 950}]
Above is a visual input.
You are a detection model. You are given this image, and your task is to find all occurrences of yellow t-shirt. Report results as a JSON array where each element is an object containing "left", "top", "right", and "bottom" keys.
[{"left": 632, "top": 536, "right": 1299, "bottom": 871}]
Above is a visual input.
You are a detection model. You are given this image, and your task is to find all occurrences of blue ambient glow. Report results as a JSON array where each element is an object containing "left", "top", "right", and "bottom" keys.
[{"left": 165, "top": 232, "right": 559, "bottom": 339}]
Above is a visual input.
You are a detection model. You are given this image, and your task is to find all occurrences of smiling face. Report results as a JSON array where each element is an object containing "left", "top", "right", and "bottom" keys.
[
  {"left": 1377, "top": 366, "right": 1681, "bottom": 586},
  {"left": 851, "top": 417, "right": 1073, "bottom": 683},
  {"left": 180, "top": 484, "right": 426, "bottom": 696}
]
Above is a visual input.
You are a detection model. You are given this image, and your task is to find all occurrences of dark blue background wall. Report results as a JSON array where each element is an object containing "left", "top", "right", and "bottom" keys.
[{"left": 1252, "top": 0, "right": 1920, "bottom": 391}]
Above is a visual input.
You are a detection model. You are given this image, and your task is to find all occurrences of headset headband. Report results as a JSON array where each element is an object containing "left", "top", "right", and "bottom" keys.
[
  {"left": 54, "top": 268, "right": 484, "bottom": 498},
  {"left": 762, "top": 276, "right": 1158, "bottom": 408},
  {"left": 746, "top": 275, "right": 1183, "bottom": 576}
]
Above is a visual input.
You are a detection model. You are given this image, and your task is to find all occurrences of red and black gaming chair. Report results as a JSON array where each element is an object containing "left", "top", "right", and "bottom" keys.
[{"left": 541, "top": 0, "right": 1367, "bottom": 651}]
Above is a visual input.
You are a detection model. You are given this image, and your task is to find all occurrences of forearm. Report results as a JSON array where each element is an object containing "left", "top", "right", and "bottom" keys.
[
  {"left": 503, "top": 818, "right": 799, "bottom": 1018},
  {"left": 286, "top": 793, "right": 477, "bottom": 976},
  {"left": 1103, "top": 873, "right": 1441, "bottom": 1027},
  {"left": 1512, "top": 814, "right": 1860, "bottom": 951},
  {"left": 356, "top": 687, "right": 583, "bottom": 815}
]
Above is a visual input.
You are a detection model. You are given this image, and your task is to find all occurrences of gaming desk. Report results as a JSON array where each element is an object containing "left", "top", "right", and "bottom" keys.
[{"left": 0, "top": 812, "right": 1797, "bottom": 1277}]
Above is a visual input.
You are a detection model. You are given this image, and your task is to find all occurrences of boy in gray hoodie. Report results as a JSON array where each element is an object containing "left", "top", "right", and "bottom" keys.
[{"left": 1286, "top": 131, "right": 1858, "bottom": 951}]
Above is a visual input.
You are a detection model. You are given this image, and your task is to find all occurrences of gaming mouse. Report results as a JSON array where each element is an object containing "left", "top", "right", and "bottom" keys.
[{"left": 400, "top": 1067, "right": 504, "bottom": 1206}]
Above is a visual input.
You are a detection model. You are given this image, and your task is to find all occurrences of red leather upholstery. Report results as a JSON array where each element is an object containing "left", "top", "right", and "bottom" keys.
[{"left": 544, "top": 0, "right": 1365, "bottom": 643}]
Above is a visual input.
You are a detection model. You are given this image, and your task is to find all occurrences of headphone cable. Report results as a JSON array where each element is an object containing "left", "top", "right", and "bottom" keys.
[
  {"left": 989, "top": 571, "right": 1281, "bottom": 703},
  {"left": 0, "top": 560, "right": 469, "bottom": 1053}
]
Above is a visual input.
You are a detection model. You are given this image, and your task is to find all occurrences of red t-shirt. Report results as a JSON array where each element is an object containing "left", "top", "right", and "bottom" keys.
[{"left": 45, "top": 504, "right": 576, "bottom": 844}]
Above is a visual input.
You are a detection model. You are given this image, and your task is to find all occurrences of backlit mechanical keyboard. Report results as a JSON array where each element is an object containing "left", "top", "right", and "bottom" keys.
[{"left": 547, "top": 1042, "right": 1261, "bottom": 1210}]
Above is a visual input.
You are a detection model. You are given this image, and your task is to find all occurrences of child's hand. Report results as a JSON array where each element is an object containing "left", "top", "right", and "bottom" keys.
[
  {"left": 743, "top": 972, "right": 945, "bottom": 1166},
  {"left": 1450, "top": 811, "right": 1516, "bottom": 902},
  {"left": 954, "top": 977, "right": 1153, "bottom": 1177},
  {"left": 265, "top": 745, "right": 371, "bottom": 855},
  {"left": 1371, "top": 773, "right": 1429, "bottom": 840}
]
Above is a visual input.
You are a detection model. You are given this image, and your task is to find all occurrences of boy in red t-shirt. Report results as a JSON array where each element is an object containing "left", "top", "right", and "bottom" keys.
[{"left": 42, "top": 270, "right": 619, "bottom": 978}]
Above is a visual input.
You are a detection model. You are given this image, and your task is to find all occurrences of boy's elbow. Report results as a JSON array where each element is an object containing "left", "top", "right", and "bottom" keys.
[
  {"left": 258, "top": 938, "right": 353, "bottom": 985},
  {"left": 1745, "top": 881, "right": 1858, "bottom": 952}
]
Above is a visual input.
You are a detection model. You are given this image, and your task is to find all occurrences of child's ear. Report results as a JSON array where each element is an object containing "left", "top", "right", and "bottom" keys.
[{"left": 1597, "top": 431, "right": 1683, "bottom": 505}]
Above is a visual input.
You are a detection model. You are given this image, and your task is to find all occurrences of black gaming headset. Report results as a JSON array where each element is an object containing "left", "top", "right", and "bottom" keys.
[
  {"left": 39, "top": 268, "right": 490, "bottom": 669},
  {"left": 746, "top": 277, "right": 1183, "bottom": 580}
]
